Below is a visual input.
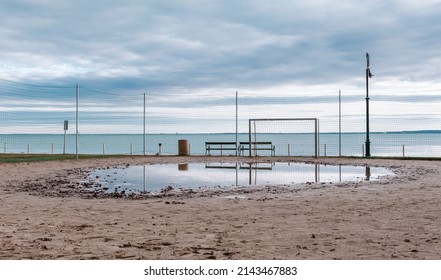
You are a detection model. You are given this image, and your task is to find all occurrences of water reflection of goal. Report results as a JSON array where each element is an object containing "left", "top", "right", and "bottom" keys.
[{"left": 248, "top": 118, "right": 320, "bottom": 157}]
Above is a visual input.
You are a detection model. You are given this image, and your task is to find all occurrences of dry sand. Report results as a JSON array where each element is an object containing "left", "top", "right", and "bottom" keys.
[{"left": 0, "top": 156, "right": 440, "bottom": 260}]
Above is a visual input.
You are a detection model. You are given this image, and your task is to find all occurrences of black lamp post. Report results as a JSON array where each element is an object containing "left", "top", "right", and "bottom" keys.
[{"left": 365, "top": 53, "right": 374, "bottom": 157}]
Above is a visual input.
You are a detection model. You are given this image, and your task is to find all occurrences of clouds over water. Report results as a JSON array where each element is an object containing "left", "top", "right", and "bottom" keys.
[{"left": 1, "top": 0, "right": 441, "bottom": 91}]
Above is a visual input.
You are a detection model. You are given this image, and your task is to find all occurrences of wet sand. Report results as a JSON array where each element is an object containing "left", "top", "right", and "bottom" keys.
[{"left": 0, "top": 156, "right": 440, "bottom": 259}]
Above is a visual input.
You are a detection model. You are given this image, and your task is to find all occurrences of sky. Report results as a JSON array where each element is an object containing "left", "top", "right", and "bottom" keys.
[{"left": 1, "top": 0, "right": 441, "bottom": 133}]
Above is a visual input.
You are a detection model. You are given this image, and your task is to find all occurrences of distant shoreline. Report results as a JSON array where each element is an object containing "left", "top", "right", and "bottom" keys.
[{"left": 1, "top": 130, "right": 441, "bottom": 135}]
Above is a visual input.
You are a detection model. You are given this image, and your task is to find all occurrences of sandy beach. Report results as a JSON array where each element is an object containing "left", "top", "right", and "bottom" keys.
[{"left": 0, "top": 156, "right": 440, "bottom": 260}]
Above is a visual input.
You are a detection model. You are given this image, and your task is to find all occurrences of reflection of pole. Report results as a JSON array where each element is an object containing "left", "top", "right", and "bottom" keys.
[
  {"left": 248, "top": 163, "right": 252, "bottom": 185},
  {"left": 143, "top": 165, "right": 146, "bottom": 192},
  {"left": 235, "top": 163, "right": 238, "bottom": 186},
  {"left": 315, "top": 164, "right": 320, "bottom": 183},
  {"left": 245, "top": 163, "right": 258, "bottom": 184},
  {"left": 315, "top": 164, "right": 317, "bottom": 183},
  {"left": 339, "top": 164, "right": 342, "bottom": 182},
  {"left": 365, "top": 166, "right": 371, "bottom": 181}
]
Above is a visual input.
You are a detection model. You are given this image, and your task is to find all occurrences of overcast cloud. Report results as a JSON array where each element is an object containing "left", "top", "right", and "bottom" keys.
[
  {"left": 1, "top": 0, "right": 441, "bottom": 91},
  {"left": 2, "top": 0, "right": 441, "bottom": 134}
]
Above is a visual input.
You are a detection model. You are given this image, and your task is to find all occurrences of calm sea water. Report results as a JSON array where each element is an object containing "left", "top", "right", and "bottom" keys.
[{"left": 1, "top": 132, "right": 441, "bottom": 157}]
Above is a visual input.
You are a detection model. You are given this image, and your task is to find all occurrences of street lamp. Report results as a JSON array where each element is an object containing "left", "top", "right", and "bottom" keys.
[{"left": 365, "top": 52, "right": 374, "bottom": 157}]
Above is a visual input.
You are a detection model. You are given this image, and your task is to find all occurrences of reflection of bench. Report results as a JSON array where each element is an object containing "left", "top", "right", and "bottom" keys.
[
  {"left": 239, "top": 163, "right": 274, "bottom": 170},
  {"left": 205, "top": 163, "right": 238, "bottom": 169},
  {"left": 239, "top": 142, "right": 275, "bottom": 156},
  {"left": 205, "top": 142, "right": 237, "bottom": 155}
]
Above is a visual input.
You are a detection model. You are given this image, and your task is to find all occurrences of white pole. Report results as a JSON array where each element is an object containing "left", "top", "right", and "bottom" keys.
[
  {"left": 253, "top": 121, "right": 257, "bottom": 156},
  {"left": 76, "top": 83, "right": 79, "bottom": 159},
  {"left": 143, "top": 93, "right": 146, "bottom": 156},
  {"left": 314, "top": 119, "right": 318, "bottom": 158},
  {"left": 402, "top": 145, "right": 405, "bottom": 157},
  {"left": 235, "top": 90, "right": 238, "bottom": 156},
  {"left": 318, "top": 119, "right": 320, "bottom": 158},
  {"left": 339, "top": 89, "right": 341, "bottom": 157},
  {"left": 248, "top": 119, "right": 252, "bottom": 157},
  {"left": 314, "top": 119, "right": 317, "bottom": 158},
  {"left": 130, "top": 143, "right": 133, "bottom": 155},
  {"left": 102, "top": 143, "right": 105, "bottom": 155},
  {"left": 63, "top": 128, "right": 66, "bottom": 154},
  {"left": 288, "top": 144, "right": 290, "bottom": 156}
]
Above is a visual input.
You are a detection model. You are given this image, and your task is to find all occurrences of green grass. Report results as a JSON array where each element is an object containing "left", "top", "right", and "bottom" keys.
[{"left": 338, "top": 155, "right": 441, "bottom": 161}]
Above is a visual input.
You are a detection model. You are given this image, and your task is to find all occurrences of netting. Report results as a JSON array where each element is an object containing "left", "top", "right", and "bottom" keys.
[
  {"left": 248, "top": 118, "right": 319, "bottom": 157},
  {"left": 1, "top": 78, "right": 441, "bottom": 158},
  {"left": 0, "top": 79, "right": 76, "bottom": 154}
]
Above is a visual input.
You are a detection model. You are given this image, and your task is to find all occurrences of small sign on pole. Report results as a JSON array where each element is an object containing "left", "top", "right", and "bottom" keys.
[{"left": 64, "top": 120, "right": 69, "bottom": 131}]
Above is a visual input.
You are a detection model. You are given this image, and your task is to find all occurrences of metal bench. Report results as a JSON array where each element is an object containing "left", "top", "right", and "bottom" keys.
[
  {"left": 205, "top": 142, "right": 237, "bottom": 155},
  {"left": 239, "top": 142, "right": 275, "bottom": 156}
]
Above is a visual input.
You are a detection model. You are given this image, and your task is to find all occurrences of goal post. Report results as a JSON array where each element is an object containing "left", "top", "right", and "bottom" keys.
[{"left": 248, "top": 118, "right": 320, "bottom": 157}]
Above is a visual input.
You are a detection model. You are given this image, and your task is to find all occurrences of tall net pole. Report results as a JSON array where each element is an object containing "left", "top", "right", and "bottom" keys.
[
  {"left": 143, "top": 93, "right": 146, "bottom": 156},
  {"left": 248, "top": 119, "right": 252, "bottom": 157},
  {"left": 76, "top": 83, "right": 79, "bottom": 159},
  {"left": 365, "top": 52, "right": 373, "bottom": 157},
  {"left": 235, "top": 91, "right": 238, "bottom": 156},
  {"left": 339, "top": 89, "right": 341, "bottom": 157}
]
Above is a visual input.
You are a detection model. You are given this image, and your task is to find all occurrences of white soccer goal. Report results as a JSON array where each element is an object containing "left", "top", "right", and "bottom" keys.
[{"left": 247, "top": 118, "right": 320, "bottom": 157}]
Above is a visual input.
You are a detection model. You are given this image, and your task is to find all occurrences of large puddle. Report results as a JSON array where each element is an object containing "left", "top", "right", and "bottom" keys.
[{"left": 88, "top": 162, "right": 393, "bottom": 194}]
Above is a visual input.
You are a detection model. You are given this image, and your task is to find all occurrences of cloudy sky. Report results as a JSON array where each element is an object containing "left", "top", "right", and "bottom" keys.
[{"left": 1, "top": 0, "right": 441, "bottom": 134}]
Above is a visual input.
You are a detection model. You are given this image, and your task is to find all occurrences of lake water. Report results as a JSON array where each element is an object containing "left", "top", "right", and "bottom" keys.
[{"left": 88, "top": 162, "right": 393, "bottom": 194}]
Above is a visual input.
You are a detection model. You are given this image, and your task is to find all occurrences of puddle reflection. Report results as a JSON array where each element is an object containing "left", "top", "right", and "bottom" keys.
[
  {"left": 89, "top": 162, "right": 392, "bottom": 194},
  {"left": 204, "top": 163, "right": 376, "bottom": 185}
]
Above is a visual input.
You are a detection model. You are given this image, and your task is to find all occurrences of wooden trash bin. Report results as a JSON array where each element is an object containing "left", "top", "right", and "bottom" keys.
[{"left": 178, "top": 139, "right": 189, "bottom": 156}]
